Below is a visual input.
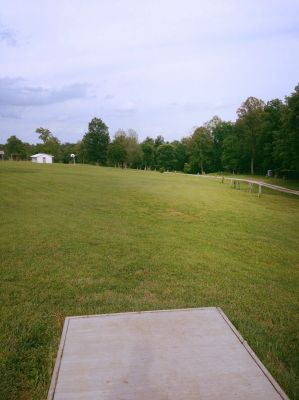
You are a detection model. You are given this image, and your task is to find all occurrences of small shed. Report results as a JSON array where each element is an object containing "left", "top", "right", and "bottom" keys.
[
  {"left": 0, "top": 150, "right": 4, "bottom": 160},
  {"left": 31, "top": 153, "right": 53, "bottom": 164}
]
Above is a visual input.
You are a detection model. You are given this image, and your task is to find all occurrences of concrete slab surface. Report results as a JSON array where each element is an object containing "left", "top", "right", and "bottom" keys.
[{"left": 48, "top": 307, "right": 288, "bottom": 400}]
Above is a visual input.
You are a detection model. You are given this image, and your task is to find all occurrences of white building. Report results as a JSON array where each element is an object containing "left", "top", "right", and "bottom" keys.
[{"left": 30, "top": 153, "right": 53, "bottom": 164}]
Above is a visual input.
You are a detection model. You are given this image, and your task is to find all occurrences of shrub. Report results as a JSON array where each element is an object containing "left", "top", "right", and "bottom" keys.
[{"left": 183, "top": 163, "right": 191, "bottom": 174}]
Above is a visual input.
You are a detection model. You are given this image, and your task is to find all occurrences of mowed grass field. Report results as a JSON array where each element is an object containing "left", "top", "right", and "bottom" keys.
[{"left": 0, "top": 161, "right": 298, "bottom": 400}]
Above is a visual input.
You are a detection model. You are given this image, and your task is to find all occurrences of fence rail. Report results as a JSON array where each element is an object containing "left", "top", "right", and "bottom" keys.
[{"left": 190, "top": 174, "right": 299, "bottom": 197}]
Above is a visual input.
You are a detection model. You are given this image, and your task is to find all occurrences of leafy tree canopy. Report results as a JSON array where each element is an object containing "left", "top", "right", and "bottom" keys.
[{"left": 82, "top": 117, "right": 110, "bottom": 164}]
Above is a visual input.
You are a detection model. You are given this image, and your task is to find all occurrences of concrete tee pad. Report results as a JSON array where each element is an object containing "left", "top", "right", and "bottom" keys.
[{"left": 48, "top": 307, "right": 288, "bottom": 400}]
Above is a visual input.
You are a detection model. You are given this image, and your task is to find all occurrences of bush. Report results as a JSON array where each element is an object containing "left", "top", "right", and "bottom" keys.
[
  {"left": 159, "top": 167, "right": 165, "bottom": 173},
  {"left": 183, "top": 163, "right": 191, "bottom": 174}
]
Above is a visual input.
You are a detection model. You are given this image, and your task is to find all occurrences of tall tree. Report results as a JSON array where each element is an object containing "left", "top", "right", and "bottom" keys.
[
  {"left": 5, "top": 135, "right": 27, "bottom": 159},
  {"left": 36, "top": 127, "right": 51, "bottom": 143},
  {"left": 108, "top": 130, "right": 127, "bottom": 167},
  {"left": 141, "top": 137, "right": 155, "bottom": 169},
  {"left": 260, "top": 99, "right": 285, "bottom": 172},
  {"left": 189, "top": 127, "right": 213, "bottom": 174},
  {"left": 273, "top": 85, "right": 299, "bottom": 175},
  {"left": 108, "top": 129, "right": 142, "bottom": 168},
  {"left": 35, "top": 127, "right": 62, "bottom": 161},
  {"left": 236, "top": 97, "right": 265, "bottom": 174},
  {"left": 204, "top": 117, "right": 235, "bottom": 171},
  {"left": 76, "top": 140, "right": 87, "bottom": 164},
  {"left": 82, "top": 118, "right": 110, "bottom": 164},
  {"left": 125, "top": 129, "right": 143, "bottom": 168},
  {"left": 154, "top": 135, "right": 165, "bottom": 148},
  {"left": 221, "top": 133, "right": 240, "bottom": 173},
  {"left": 156, "top": 144, "right": 176, "bottom": 170},
  {"left": 172, "top": 140, "right": 188, "bottom": 171}
]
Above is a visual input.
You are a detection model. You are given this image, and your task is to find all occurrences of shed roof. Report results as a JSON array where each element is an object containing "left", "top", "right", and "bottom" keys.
[{"left": 30, "top": 153, "right": 53, "bottom": 158}]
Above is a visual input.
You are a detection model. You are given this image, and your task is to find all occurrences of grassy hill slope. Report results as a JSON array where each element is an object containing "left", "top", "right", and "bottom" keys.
[{"left": 0, "top": 162, "right": 298, "bottom": 399}]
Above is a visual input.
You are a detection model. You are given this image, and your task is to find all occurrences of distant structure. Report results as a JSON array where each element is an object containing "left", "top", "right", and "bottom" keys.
[
  {"left": 30, "top": 153, "right": 53, "bottom": 164},
  {"left": 0, "top": 150, "right": 4, "bottom": 160},
  {"left": 70, "top": 153, "right": 76, "bottom": 164}
]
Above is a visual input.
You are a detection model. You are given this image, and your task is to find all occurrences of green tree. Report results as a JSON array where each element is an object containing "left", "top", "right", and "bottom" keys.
[
  {"left": 221, "top": 134, "right": 240, "bottom": 173},
  {"left": 189, "top": 127, "right": 213, "bottom": 174},
  {"left": 259, "top": 99, "right": 285, "bottom": 172},
  {"left": 35, "top": 127, "right": 62, "bottom": 162},
  {"left": 82, "top": 118, "right": 110, "bottom": 164},
  {"left": 183, "top": 162, "right": 191, "bottom": 173},
  {"left": 141, "top": 137, "right": 155, "bottom": 170},
  {"left": 60, "top": 142, "right": 79, "bottom": 164},
  {"left": 205, "top": 116, "right": 235, "bottom": 171},
  {"left": 108, "top": 129, "right": 143, "bottom": 168},
  {"left": 75, "top": 141, "right": 86, "bottom": 164},
  {"left": 125, "top": 129, "right": 142, "bottom": 168},
  {"left": 154, "top": 135, "right": 165, "bottom": 148},
  {"left": 36, "top": 127, "right": 51, "bottom": 143},
  {"left": 273, "top": 84, "right": 299, "bottom": 175},
  {"left": 108, "top": 130, "right": 127, "bottom": 167},
  {"left": 5, "top": 135, "right": 27, "bottom": 160},
  {"left": 236, "top": 97, "right": 265, "bottom": 174},
  {"left": 156, "top": 144, "right": 176, "bottom": 170},
  {"left": 172, "top": 140, "right": 187, "bottom": 171}
]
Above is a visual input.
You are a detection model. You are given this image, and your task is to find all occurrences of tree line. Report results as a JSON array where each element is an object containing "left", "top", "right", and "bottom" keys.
[{"left": 1, "top": 84, "right": 298, "bottom": 177}]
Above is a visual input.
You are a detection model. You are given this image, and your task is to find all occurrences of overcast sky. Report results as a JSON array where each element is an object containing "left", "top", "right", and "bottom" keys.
[{"left": 0, "top": 0, "right": 298, "bottom": 144}]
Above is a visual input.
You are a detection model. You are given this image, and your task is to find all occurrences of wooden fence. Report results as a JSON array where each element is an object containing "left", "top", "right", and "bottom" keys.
[{"left": 190, "top": 174, "right": 299, "bottom": 197}]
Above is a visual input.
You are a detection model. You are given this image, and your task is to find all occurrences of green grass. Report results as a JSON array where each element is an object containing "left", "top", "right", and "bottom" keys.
[{"left": 0, "top": 161, "right": 298, "bottom": 399}]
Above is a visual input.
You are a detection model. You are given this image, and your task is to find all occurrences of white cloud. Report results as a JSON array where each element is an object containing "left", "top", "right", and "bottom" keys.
[{"left": 0, "top": 0, "right": 298, "bottom": 143}]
